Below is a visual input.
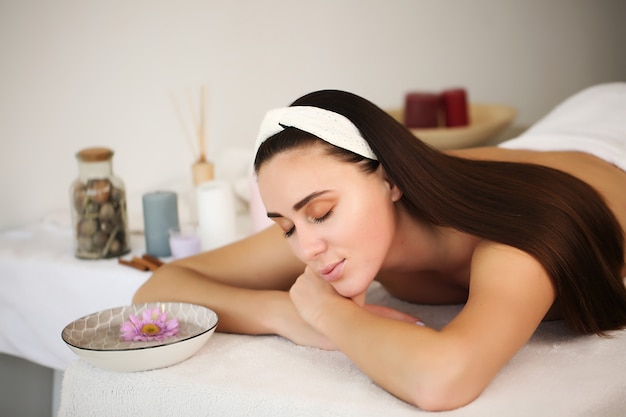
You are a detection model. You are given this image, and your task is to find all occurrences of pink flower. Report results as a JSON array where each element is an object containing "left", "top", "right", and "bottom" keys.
[{"left": 120, "top": 307, "right": 180, "bottom": 342}]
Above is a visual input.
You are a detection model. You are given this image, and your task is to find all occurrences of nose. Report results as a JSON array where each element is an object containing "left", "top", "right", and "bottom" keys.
[{"left": 294, "top": 226, "right": 326, "bottom": 262}]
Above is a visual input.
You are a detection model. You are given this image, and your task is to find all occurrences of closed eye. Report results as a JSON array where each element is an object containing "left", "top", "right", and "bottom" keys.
[
  {"left": 311, "top": 210, "right": 333, "bottom": 224},
  {"left": 283, "top": 210, "right": 333, "bottom": 239}
]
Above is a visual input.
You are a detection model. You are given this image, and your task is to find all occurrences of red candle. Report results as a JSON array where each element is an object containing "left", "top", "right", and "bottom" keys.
[
  {"left": 442, "top": 88, "right": 469, "bottom": 127},
  {"left": 404, "top": 92, "right": 441, "bottom": 128}
]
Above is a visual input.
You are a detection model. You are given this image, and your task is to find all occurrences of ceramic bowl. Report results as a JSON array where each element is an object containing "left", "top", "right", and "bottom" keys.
[{"left": 61, "top": 302, "right": 218, "bottom": 372}]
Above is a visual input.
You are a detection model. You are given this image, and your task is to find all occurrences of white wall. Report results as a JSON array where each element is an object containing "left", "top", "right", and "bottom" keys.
[{"left": 1, "top": 0, "right": 625, "bottom": 230}]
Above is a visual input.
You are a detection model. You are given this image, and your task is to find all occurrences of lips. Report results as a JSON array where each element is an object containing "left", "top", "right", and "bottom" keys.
[{"left": 318, "top": 259, "right": 345, "bottom": 283}]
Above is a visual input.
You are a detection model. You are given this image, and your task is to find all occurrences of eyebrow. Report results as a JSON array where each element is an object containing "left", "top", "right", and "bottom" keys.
[{"left": 266, "top": 190, "right": 331, "bottom": 218}]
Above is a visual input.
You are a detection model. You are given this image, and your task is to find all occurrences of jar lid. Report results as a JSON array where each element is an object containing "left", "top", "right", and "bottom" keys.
[{"left": 76, "top": 147, "right": 114, "bottom": 162}]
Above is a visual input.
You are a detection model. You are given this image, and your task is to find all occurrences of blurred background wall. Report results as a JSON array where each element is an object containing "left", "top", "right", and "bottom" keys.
[{"left": 1, "top": 0, "right": 625, "bottom": 230}]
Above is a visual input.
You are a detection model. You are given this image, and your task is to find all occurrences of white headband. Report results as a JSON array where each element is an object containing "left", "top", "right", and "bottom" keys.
[{"left": 254, "top": 106, "right": 378, "bottom": 160}]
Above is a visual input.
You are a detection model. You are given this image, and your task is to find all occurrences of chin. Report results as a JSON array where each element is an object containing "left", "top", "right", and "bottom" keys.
[
  {"left": 333, "top": 282, "right": 370, "bottom": 300},
  {"left": 331, "top": 264, "right": 378, "bottom": 299}
]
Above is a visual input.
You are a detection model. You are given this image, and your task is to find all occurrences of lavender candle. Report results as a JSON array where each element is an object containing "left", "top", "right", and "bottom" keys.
[{"left": 168, "top": 226, "right": 201, "bottom": 259}]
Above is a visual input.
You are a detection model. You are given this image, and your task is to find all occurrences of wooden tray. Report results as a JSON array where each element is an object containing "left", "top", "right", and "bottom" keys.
[{"left": 387, "top": 103, "right": 517, "bottom": 149}]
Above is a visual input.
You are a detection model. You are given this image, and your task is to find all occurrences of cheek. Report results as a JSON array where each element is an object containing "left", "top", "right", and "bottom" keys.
[
  {"left": 342, "top": 199, "right": 396, "bottom": 253},
  {"left": 286, "top": 239, "right": 306, "bottom": 263},
  {"left": 331, "top": 216, "right": 394, "bottom": 298}
]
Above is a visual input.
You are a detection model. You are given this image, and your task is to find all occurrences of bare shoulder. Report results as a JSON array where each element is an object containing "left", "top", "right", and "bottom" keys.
[
  {"left": 448, "top": 240, "right": 557, "bottom": 340},
  {"left": 470, "top": 240, "right": 546, "bottom": 277},
  {"left": 441, "top": 241, "right": 556, "bottom": 381},
  {"left": 467, "top": 241, "right": 555, "bottom": 303}
]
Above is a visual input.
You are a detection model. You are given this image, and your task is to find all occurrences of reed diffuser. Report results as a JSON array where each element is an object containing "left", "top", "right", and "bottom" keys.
[{"left": 171, "top": 85, "right": 214, "bottom": 186}]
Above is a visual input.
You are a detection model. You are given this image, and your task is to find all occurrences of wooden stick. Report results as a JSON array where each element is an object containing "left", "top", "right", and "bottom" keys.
[
  {"left": 118, "top": 258, "right": 149, "bottom": 271},
  {"left": 132, "top": 256, "right": 160, "bottom": 271},
  {"left": 187, "top": 88, "right": 204, "bottom": 162},
  {"left": 199, "top": 85, "right": 208, "bottom": 162},
  {"left": 142, "top": 254, "right": 165, "bottom": 267},
  {"left": 170, "top": 91, "right": 198, "bottom": 160}
]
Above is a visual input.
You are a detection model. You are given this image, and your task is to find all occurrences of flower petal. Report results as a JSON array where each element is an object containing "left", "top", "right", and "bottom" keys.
[
  {"left": 164, "top": 319, "right": 179, "bottom": 331},
  {"left": 128, "top": 314, "right": 141, "bottom": 327},
  {"left": 120, "top": 307, "right": 180, "bottom": 342}
]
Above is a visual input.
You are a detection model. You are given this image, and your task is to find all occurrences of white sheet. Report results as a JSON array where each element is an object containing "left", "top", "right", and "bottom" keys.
[
  {"left": 0, "top": 210, "right": 250, "bottom": 370},
  {"left": 57, "top": 282, "right": 626, "bottom": 417},
  {"left": 0, "top": 222, "right": 150, "bottom": 370}
]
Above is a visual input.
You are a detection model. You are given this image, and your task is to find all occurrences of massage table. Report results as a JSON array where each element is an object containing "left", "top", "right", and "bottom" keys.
[
  {"left": 57, "top": 283, "right": 626, "bottom": 416},
  {"left": 2, "top": 214, "right": 625, "bottom": 417}
]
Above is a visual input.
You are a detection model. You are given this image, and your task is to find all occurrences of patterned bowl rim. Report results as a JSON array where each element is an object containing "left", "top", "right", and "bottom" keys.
[{"left": 61, "top": 302, "right": 219, "bottom": 352}]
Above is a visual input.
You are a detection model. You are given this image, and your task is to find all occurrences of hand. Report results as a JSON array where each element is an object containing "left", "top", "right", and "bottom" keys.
[
  {"left": 268, "top": 286, "right": 337, "bottom": 350},
  {"left": 363, "top": 304, "right": 424, "bottom": 325},
  {"left": 289, "top": 266, "right": 346, "bottom": 328},
  {"left": 278, "top": 312, "right": 338, "bottom": 351},
  {"left": 289, "top": 267, "right": 423, "bottom": 331}
]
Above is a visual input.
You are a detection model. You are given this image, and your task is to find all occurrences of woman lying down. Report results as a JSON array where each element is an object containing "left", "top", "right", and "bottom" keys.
[{"left": 134, "top": 82, "right": 626, "bottom": 411}]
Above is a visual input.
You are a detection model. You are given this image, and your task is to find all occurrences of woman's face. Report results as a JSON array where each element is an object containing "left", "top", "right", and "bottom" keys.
[{"left": 257, "top": 143, "right": 402, "bottom": 298}]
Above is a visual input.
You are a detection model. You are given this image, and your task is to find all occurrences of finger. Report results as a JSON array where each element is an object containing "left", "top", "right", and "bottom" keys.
[
  {"left": 364, "top": 304, "right": 423, "bottom": 324},
  {"left": 351, "top": 292, "right": 366, "bottom": 307}
]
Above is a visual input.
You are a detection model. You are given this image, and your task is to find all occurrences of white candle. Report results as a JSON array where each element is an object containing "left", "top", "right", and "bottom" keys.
[{"left": 196, "top": 180, "right": 237, "bottom": 251}]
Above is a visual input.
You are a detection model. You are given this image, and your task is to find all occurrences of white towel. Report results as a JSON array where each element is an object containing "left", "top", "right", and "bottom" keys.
[
  {"left": 500, "top": 82, "right": 626, "bottom": 172},
  {"left": 58, "top": 282, "right": 626, "bottom": 417}
]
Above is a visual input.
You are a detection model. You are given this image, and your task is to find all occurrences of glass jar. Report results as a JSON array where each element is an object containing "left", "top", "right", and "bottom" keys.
[{"left": 70, "top": 147, "right": 130, "bottom": 259}]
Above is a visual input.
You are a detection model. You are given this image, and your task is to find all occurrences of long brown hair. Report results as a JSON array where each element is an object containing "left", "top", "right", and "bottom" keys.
[{"left": 255, "top": 89, "right": 626, "bottom": 335}]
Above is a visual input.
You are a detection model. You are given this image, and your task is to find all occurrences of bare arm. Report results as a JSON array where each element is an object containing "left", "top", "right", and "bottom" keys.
[
  {"left": 134, "top": 224, "right": 419, "bottom": 348},
  {"left": 289, "top": 242, "right": 556, "bottom": 411},
  {"left": 133, "top": 225, "right": 335, "bottom": 347}
]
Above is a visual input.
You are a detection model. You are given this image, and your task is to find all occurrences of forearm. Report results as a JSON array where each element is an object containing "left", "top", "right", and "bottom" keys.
[
  {"left": 314, "top": 299, "right": 473, "bottom": 410},
  {"left": 134, "top": 264, "right": 334, "bottom": 348},
  {"left": 133, "top": 264, "right": 289, "bottom": 335}
]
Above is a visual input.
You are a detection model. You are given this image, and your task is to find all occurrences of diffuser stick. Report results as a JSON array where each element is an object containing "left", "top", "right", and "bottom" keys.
[
  {"left": 170, "top": 92, "right": 198, "bottom": 160},
  {"left": 187, "top": 88, "right": 203, "bottom": 161},
  {"left": 199, "top": 85, "right": 208, "bottom": 162}
]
